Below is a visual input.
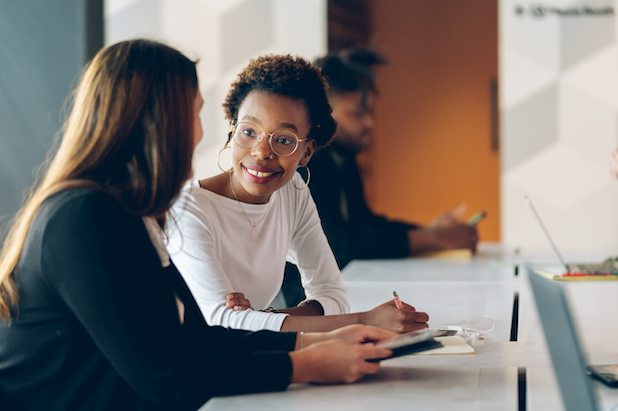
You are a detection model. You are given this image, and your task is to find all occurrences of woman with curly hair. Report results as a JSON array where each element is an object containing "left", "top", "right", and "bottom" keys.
[
  {"left": 0, "top": 40, "right": 399, "bottom": 410},
  {"left": 167, "top": 55, "right": 430, "bottom": 333}
]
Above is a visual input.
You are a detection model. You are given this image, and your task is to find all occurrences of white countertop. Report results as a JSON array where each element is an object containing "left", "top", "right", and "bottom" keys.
[{"left": 200, "top": 247, "right": 618, "bottom": 411}]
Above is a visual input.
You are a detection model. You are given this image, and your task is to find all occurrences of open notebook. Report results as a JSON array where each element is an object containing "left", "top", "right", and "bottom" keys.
[
  {"left": 413, "top": 335, "right": 474, "bottom": 355},
  {"left": 372, "top": 330, "right": 474, "bottom": 362},
  {"left": 527, "top": 267, "right": 601, "bottom": 411},
  {"left": 525, "top": 197, "right": 618, "bottom": 279}
]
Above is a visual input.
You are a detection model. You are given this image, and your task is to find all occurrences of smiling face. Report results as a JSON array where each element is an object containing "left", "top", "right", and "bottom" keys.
[{"left": 229, "top": 90, "right": 316, "bottom": 204}]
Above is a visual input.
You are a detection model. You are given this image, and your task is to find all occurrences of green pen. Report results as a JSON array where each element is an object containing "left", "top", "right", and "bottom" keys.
[{"left": 467, "top": 211, "right": 486, "bottom": 225}]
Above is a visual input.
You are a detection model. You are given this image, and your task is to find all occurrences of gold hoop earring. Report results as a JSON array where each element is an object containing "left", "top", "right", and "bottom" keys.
[
  {"left": 292, "top": 165, "right": 310, "bottom": 190},
  {"left": 217, "top": 145, "right": 232, "bottom": 173}
]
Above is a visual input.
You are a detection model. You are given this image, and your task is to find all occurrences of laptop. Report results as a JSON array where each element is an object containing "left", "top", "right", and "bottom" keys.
[
  {"left": 527, "top": 267, "right": 601, "bottom": 411},
  {"left": 525, "top": 196, "right": 618, "bottom": 274}
]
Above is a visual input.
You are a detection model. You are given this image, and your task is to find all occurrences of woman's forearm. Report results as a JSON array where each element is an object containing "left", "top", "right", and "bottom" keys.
[
  {"left": 280, "top": 312, "right": 364, "bottom": 332},
  {"left": 276, "top": 299, "right": 324, "bottom": 316}
]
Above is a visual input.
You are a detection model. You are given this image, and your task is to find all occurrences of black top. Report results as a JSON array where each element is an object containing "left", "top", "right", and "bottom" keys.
[
  {"left": 0, "top": 189, "right": 295, "bottom": 411},
  {"left": 307, "top": 143, "right": 417, "bottom": 269}
]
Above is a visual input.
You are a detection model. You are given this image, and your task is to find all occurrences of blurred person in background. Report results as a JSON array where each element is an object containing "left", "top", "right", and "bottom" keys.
[{"left": 283, "top": 47, "right": 478, "bottom": 306}]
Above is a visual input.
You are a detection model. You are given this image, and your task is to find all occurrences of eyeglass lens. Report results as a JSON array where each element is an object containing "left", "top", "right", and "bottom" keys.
[{"left": 233, "top": 122, "right": 299, "bottom": 156}]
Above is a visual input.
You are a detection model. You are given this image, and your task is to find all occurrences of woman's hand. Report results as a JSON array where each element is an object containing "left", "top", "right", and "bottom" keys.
[
  {"left": 325, "top": 324, "right": 397, "bottom": 344},
  {"left": 224, "top": 293, "right": 252, "bottom": 311},
  {"left": 301, "top": 324, "right": 396, "bottom": 348},
  {"left": 289, "top": 337, "right": 392, "bottom": 384},
  {"left": 359, "top": 300, "right": 429, "bottom": 333}
]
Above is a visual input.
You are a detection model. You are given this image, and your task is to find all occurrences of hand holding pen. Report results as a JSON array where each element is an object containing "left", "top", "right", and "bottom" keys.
[
  {"left": 357, "top": 292, "right": 429, "bottom": 333},
  {"left": 393, "top": 291, "right": 403, "bottom": 310}
]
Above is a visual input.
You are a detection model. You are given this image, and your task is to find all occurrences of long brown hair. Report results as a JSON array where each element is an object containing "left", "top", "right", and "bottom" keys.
[{"left": 0, "top": 39, "right": 198, "bottom": 319}]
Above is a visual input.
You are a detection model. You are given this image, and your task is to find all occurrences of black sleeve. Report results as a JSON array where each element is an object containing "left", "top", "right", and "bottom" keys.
[
  {"left": 307, "top": 150, "right": 417, "bottom": 269},
  {"left": 40, "top": 191, "right": 295, "bottom": 410}
]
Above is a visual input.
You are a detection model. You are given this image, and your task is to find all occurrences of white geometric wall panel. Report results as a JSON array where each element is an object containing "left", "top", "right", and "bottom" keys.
[
  {"left": 105, "top": 0, "right": 327, "bottom": 180},
  {"left": 502, "top": 83, "right": 559, "bottom": 170},
  {"left": 500, "top": 0, "right": 618, "bottom": 254}
]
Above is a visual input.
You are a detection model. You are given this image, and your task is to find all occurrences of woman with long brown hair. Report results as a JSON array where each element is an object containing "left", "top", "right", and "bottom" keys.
[{"left": 0, "top": 40, "right": 395, "bottom": 411}]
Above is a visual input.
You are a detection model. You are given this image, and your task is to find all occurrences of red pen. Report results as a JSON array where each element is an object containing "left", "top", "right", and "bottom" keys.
[{"left": 393, "top": 291, "right": 403, "bottom": 310}]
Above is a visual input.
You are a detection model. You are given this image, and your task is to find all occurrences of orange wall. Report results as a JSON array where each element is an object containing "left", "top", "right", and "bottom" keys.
[{"left": 362, "top": 0, "right": 500, "bottom": 241}]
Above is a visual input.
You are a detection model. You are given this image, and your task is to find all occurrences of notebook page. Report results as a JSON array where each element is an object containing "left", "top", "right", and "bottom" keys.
[{"left": 414, "top": 335, "right": 474, "bottom": 355}]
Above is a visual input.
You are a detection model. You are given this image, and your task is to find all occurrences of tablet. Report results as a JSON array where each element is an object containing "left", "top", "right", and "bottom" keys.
[{"left": 368, "top": 328, "right": 444, "bottom": 362}]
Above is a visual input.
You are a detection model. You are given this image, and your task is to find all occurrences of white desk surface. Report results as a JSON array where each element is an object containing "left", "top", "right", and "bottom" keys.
[
  {"left": 201, "top": 247, "right": 618, "bottom": 411},
  {"left": 341, "top": 245, "right": 518, "bottom": 283}
]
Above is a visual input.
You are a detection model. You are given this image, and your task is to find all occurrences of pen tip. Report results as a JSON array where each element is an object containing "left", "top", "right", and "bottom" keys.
[{"left": 393, "top": 291, "right": 397, "bottom": 297}]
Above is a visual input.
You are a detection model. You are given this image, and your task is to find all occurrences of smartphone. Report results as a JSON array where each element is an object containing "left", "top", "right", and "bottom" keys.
[
  {"left": 467, "top": 211, "right": 487, "bottom": 225},
  {"left": 586, "top": 364, "right": 618, "bottom": 388},
  {"left": 375, "top": 328, "right": 442, "bottom": 350}
]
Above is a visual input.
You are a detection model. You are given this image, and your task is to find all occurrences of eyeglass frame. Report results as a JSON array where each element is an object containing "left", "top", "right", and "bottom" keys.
[{"left": 230, "top": 121, "right": 309, "bottom": 158}]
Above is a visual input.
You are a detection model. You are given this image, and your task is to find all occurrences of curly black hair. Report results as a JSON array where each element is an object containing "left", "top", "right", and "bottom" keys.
[
  {"left": 223, "top": 54, "right": 337, "bottom": 149},
  {"left": 314, "top": 46, "right": 387, "bottom": 109}
]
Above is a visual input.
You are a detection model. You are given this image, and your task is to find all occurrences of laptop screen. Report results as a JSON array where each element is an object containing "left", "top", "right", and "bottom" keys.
[{"left": 527, "top": 266, "right": 600, "bottom": 411}]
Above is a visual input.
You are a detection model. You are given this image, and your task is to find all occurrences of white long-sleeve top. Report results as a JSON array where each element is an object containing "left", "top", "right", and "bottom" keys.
[{"left": 166, "top": 174, "right": 350, "bottom": 332}]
